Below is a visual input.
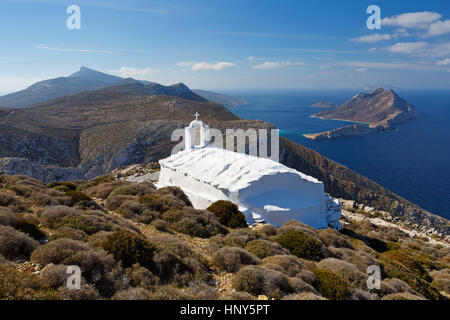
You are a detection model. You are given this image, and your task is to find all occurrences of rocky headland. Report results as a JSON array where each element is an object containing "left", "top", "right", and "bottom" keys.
[{"left": 306, "top": 88, "right": 417, "bottom": 140}]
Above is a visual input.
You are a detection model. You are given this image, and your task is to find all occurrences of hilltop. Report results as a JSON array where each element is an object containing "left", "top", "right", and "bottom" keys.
[{"left": 0, "top": 173, "right": 448, "bottom": 300}]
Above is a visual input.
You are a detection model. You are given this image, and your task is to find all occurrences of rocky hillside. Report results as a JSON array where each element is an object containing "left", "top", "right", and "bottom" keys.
[
  {"left": 313, "top": 88, "right": 417, "bottom": 129},
  {"left": 0, "top": 84, "right": 447, "bottom": 236},
  {"left": 0, "top": 174, "right": 448, "bottom": 300}
]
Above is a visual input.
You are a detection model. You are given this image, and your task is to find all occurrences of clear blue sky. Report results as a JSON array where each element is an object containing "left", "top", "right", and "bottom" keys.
[{"left": 1, "top": 0, "right": 450, "bottom": 93}]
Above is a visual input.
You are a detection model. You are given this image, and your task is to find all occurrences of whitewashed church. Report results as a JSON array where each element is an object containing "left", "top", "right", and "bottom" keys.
[{"left": 158, "top": 114, "right": 342, "bottom": 230}]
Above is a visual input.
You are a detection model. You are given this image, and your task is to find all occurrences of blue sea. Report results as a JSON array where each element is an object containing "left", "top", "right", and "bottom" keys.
[{"left": 226, "top": 90, "right": 450, "bottom": 220}]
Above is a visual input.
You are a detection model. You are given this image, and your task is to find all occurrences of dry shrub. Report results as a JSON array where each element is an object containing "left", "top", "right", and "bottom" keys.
[
  {"left": 261, "top": 255, "right": 309, "bottom": 278},
  {"left": 349, "top": 288, "right": 373, "bottom": 300},
  {"left": 84, "top": 181, "right": 126, "bottom": 199},
  {"left": 0, "top": 191, "right": 27, "bottom": 211},
  {"left": 169, "top": 208, "right": 228, "bottom": 238},
  {"left": 316, "top": 229, "right": 352, "bottom": 248},
  {"left": 245, "top": 240, "right": 288, "bottom": 259},
  {"left": 105, "top": 195, "right": 136, "bottom": 211},
  {"left": 112, "top": 287, "right": 151, "bottom": 300},
  {"left": 212, "top": 247, "right": 260, "bottom": 272},
  {"left": 40, "top": 206, "right": 81, "bottom": 228},
  {"left": 287, "top": 277, "right": 318, "bottom": 294},
  {"left": 156, "top": 187, "right": 192, "bottom": 206},
  {"left": 152, "top": 219, "right": 168, "bottom": 231},
  {"left": 282, "top": 292, "right": 326, "bottom": 300},
  {"left": 41, "top": 206, "right": 138, "bottom": 235},
  {"left": 49, "top": 227, "right": 88, "bottom": 242},
  {"left": 117, "top": 200, "right": 160, "bottom": 224},
  {"left": 381, "top": 292, "right": 426, "bottom": 300},
  {"left": 0, "top": 261, "right": 60, "bottom": 299},
  {"left": 125, "top": 264, "right": 159, "bottom": 289},
  {"left": 257, "top": 224, "right": 278, "bottom": 237},
  {"left": 109, "top": 182, "right": 155, "bottom": 197},
  {"left": 40, "top": 264, "right": 71, "bottom": 288},
  {"left": 57, "top": 284, "right": 100, "bottom": 300},
  {"left": 185, "top": 281, "right": 218, "bottom": 300},
  {"left": 232, "top": 265, "right": 293, "bottom": 299},
  {"left": 210, "top": 228, "right": 260, "bottom": 248},
  {"left": 430, "top": 269, "right": 450, "bottom": 293},
  {"left": 0, "top": 207, "right": 45, "bottom": 240},
  {"left": 147, "top": 285, "right": 187, "bottom": 300},
  {"left": 327, "top": 246, "right": 378, "bottom": 272},
  {"left": 0, "top": 225, "right": 39, "bottom": 259},
  {"left": 138, "top": 193, "right": 185, "bottom": 213},
  {"left": 31, "top": 239, "right": 115, "bottom": 282},
  {"left": 317, "top": 258, "right": 368, "bottom": 289},
  {"left": 380, "top": 278, "right": 419, "bottom": 296}
]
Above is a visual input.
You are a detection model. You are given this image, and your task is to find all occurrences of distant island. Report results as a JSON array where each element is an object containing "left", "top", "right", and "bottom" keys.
[
  {"left": 312, "top": 101, "right": 337, "bottom": 108},
  {"left": 304, "top": 88, "right": 417, "bottom": 140}
]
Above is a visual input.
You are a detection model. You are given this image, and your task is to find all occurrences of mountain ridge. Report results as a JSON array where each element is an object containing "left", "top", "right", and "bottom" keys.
[{"left": 0, "top": 67, "right": 242, "bottom": 108}]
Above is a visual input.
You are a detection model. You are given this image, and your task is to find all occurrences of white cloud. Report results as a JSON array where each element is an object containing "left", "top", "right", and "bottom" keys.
[
  {"left": 388, "top": 42, "right": 428, "bottom": 54},
  {"left": 386, "top": 42, "right": 450, "bottom": 57},
  {"left": 252, "top": 61, "right": 304, "bottom": 69},
  {"left": 382, "top": 12, "right": 442, "bottom": 29},
  {"left": 247, "top": 56, "right": 255, "bottom": 61},
  {"left": 437, "top": 58, "right": 450, "bottom": 66},
  {"left": 176, "top": 61, "right": 236, "bottom": 71},
  {"left": 36, "top": 44, "right": 115, "bottom": 54},
  {"left": 111, "top": 66, "right": 157, "bottom": 77},
  {"left": 350, "top": 34, "right": 392, "bottom": 43},
  {"left": 319, "top": 65, "right": 330, "bottom": 69},
  {"left": 176, "top": 61, "right": 194, "bottom": 68},
  {"left": 191, "top": 61, "right": 235, "bottom": 71},
  {"left": 425, "top": 20, "right": 450, "bottom": 37},
  {"left": 355, "top": 68, "right": 367, "bottom": 72},
  {"left": 342, "top": 61, "right": 438, "bottom": 71}
]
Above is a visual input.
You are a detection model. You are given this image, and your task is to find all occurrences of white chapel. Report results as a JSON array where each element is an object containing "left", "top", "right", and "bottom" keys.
[{"left": 158, "top": 114, "right": 342, "bottom": 230}]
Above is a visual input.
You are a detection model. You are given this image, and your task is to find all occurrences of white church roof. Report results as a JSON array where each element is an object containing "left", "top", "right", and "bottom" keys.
[{"left": 159, "top": 147, "right": 321, "bottom": 193}]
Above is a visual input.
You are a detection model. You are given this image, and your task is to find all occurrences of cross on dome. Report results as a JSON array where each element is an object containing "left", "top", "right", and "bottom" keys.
[{"left": 194, "top": 112, "right": 199, "bottom": 121}]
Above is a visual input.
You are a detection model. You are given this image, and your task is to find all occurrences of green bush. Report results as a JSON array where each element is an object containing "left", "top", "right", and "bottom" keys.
[
  {"left": 312, "top": 268, "right": 350, "bottom": 300},
  {"left": 212, "top": 247, "right": 261, "bottom": 272},
  {"left": 207, "top": 201, "right": 247, "bottom": 228},
  {"left": 276, "top": 230, "right": 324, "bottom": 261},
  {"left": 63, "top": 190, "right": 91, "bottom": 206},
  {"left": 245, "top": 240, "right": 288, "bottom": 259},
  {"left": 101, "top": 230, "right": 155, "bottom": 270}
]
